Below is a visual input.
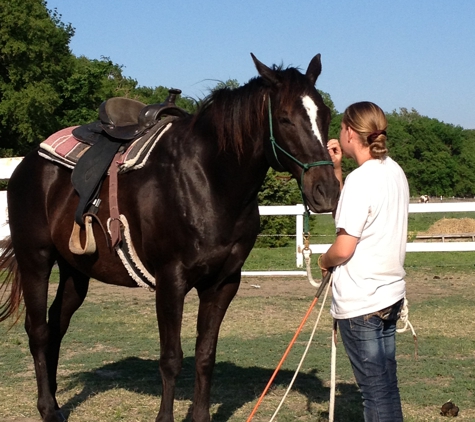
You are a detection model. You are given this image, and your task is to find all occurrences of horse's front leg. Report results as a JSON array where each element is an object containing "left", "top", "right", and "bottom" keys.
[
  {"left": 192, "top": 274, "right": 241, "bottom": 422},
  {"left": 155, "top": 268, "right": 187, "bottom": 422}
]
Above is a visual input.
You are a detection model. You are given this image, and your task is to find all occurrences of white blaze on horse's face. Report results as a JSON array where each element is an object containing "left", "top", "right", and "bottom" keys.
[{"left": 301, "top": 95, "right": 324, "bottom": 147}]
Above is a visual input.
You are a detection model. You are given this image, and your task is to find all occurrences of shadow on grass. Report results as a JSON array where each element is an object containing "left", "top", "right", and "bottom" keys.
[{"left": 60, "top": 356, "right": 362, "bottom": 421}]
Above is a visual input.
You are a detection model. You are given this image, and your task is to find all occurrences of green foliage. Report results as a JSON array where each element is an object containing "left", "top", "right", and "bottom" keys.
[
  {"left": 211, "top": 79, "right": 240, "bottom": 91},
  {"left": 134, "top": 85, "right": 197, "bottom": 113},
  {"left": 0, "top": 2, "right": 196, "bottom": 157},
  {"left": 330, "top": 107, "right": 475, "bottom": 197},
  {"left": 57, "top": 56, "right": 138, "bottom": 127},
  {"left": 386, "top": 108, "right": 474, "bottom": 197},
  {"left": 0, "top": 0, "right": 74, "bottom": 155}
]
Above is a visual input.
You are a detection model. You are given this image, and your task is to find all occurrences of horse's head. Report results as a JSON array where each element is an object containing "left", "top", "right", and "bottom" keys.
[{"left": 252, "top": 53, "right": 340, "bottom": 213}]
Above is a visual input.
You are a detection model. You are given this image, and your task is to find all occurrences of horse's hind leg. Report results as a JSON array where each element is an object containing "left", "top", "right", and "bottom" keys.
[
  {"left": 22, "top": 254, "right": 89, "bottom": 422},
  {"left": 16, "top": 245, "right": 58, "bottom": 422},
  {"left": 44, "top": 258, "right": 90, "bottom": 416}
]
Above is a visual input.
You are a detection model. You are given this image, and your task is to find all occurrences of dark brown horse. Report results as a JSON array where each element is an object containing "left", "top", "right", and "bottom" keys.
[{"left": 0, "top": 54, "right": 339, "bottom": 422}]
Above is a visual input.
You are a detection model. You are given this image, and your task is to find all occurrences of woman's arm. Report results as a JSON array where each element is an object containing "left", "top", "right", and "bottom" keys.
[{"left": 318, "top": 228, "right": 358, "bottom": 274}]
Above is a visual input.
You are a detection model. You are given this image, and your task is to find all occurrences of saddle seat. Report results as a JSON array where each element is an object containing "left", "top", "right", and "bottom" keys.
[{"left": 73, "top": 88, "right": 189, "bottom": 144}]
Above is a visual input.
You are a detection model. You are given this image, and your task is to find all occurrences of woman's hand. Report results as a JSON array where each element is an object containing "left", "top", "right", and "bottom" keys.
[
  {"left": 327, "top": 138, "right": 342, "bottom": 168},
  {"left": 327, "top": 139, "right": 343, "bottom": 191}
]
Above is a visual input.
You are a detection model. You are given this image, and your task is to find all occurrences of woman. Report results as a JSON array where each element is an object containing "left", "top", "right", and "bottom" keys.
[{"left": 319, "top": 102, "right": 409, "bottom": 421}]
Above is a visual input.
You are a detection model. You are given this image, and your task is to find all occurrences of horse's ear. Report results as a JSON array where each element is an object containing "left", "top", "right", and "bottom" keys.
[
  {"left": 251, "top": 53, "right": 280, "bottom": 86},
  {"left": 306, "top": 54, "right": 322, "bottom": 85}
]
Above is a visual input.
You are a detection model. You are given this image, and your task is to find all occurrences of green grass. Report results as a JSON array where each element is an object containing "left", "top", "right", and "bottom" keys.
[
  {"left": 1, "top": 271, "right": 474, "bottom": 421},
  {"left": 1, "top": 213, "right": 475, "bottom": 420}
]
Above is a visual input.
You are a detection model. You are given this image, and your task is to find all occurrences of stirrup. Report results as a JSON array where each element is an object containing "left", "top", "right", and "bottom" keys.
[{"left": 69, "top": 215, "right": 96, "bottom": 255}]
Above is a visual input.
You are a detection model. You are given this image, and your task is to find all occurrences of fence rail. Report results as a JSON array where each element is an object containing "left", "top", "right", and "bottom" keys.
[
  {"left": 2, "top": 157, "right": 475, "bottom": 277},
  {"left": 257, "top": 202, "right": 475, "bottom": 267}
]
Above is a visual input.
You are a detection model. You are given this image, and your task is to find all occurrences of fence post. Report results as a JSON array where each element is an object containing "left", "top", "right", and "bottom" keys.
[{"left": 295, "top": 204, "right": 305, "bottom": 267}]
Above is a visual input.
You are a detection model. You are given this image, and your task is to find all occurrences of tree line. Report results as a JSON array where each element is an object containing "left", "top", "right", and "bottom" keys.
[{"left": 1, "top": 0, "right": 474, "bottom": 203}]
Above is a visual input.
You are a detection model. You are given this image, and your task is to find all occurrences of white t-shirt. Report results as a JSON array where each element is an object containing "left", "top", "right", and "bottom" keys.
[{"left": 330, "top": 156, "right": 409, "bottom": 319}]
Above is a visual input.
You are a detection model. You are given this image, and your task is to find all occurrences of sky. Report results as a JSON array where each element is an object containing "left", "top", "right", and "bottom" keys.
[{"left": 45, "top": 0, "right": 474, "bottom": 129}]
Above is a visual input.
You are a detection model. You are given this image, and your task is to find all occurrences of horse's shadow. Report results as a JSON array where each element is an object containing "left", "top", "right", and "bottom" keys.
[{"left": 60, "top": 356, "right": 362, "bottom": 421}]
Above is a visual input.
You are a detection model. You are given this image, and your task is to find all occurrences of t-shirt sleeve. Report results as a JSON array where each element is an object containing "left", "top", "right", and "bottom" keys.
[{"left": 335, "top": 173, "right": 370, "bottom": 238}]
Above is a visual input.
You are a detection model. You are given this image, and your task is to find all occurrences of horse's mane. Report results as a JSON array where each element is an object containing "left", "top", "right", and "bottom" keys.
[{"left": 192, "top": 64, "right": 312, "bottom": 156}]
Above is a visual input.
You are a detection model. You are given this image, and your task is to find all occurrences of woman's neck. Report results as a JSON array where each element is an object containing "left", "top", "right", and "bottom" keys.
[{"left": 353, "top": 147, "right": 373, "bottom": 167}]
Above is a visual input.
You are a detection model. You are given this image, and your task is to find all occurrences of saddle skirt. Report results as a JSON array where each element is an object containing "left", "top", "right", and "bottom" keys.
[{"left": 38, "top": 119, "right": 174, "bottom": 174}]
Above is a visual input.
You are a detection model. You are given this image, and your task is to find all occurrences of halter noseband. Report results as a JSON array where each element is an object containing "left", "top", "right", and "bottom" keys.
[{"left": 267, "top": 96, "right": 333, "bottom": 232}]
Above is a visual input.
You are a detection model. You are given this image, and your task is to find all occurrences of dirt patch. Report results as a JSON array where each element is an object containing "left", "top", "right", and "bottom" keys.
[
  {"left": 421, "top": 217, "right": 475, "bottom": 234},
  {"left": 77, "top": 276, "right": 319, "bottom": 303},
  {"left": 69, "top": 271, "right": 474, "bottom": 304}
]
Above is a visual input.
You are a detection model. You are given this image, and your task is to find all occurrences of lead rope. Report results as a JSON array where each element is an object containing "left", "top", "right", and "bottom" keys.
[
  {"left": 268, "top": 276, "right": 332, "bottom": 422},
  {"left": 302, "top": 232, "right": 321, "bottom": 288},
  {"left": 329, "top": 319, "right": 337, "bottom": 422},
  {"left": 246, "top": 271, "right": 332, "bottom": 422},
  {"left": 397, "top": 297, "right": 418, "bottom": 359}
]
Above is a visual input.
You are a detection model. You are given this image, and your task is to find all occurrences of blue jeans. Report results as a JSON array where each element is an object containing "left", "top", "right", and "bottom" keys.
[{"left": 337, "top": 306, "right": 403, "bottom": 422}]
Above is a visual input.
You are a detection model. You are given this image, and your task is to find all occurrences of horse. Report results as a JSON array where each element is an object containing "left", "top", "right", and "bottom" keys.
[{"left": 0, "top": 53, "right": 340, "bottom": 422}]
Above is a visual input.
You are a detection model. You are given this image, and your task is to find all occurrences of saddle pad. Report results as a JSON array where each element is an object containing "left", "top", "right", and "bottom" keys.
[
  {"left": 38, "top": 126, "right": 85, "bottom": 169},
  {"left": 38, "top": 121, "right": 173, "bottom": 173}
]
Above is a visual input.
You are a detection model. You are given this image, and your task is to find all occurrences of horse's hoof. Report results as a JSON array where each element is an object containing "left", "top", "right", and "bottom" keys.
[
  {"left": 55, "top": 409, "right": 67, "bottom": 422},
  {"left": 43, "top": 411, "right": 66, "bottom": 422}
]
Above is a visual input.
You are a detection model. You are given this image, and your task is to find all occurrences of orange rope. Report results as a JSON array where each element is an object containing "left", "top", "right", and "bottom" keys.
[{"left": 246, "top": 295, "right": 319, "bottom": 422}]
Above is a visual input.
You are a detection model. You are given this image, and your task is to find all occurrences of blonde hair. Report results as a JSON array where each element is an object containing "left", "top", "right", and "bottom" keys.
[{"left": 342, "top": 102, "right": 388, "bottom": 159}]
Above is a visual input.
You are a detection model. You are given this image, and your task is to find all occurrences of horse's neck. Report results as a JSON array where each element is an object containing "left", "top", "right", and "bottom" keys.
[
  {"left": 209, "top": 140, "right": 269, "bottom": 204},
  {"left": 159, "top": 114, "right": 269, "bottom": 208}
]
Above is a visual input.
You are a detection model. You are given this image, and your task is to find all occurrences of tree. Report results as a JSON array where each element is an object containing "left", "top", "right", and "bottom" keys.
[
  {"left": 58, "top": 56, "right": 139, "bottom": 127},
  {"left": 0, "top": 0, "right": 74, "bottom": 156},
  {"left": 0, "top": 0, "right": 196, "bottom": 158},
  {"left": 210, "top": 79, "right": 240, "bottom": 92},
  {"left": 134, "top": 85, "right": 197, "bottom": 114},
  {"left": 387, "top": 108, "right": 474, "bottom": 197}
]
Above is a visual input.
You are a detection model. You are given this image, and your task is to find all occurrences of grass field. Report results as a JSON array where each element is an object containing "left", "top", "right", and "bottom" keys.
[
  {"left": 1, "top": 261, "right": 474, "bottom": 421},
  {"left": 1, "top": 212, "right": 474, "bottom": 421}
]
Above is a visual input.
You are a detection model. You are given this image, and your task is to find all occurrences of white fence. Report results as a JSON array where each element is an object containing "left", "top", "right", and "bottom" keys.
[
  {"left": 2, "top": 158, "right": 475, "bottom": 276},
  {"left": 0, "top": 158, "right": 22, "bottom": 241},
  {"left": 244, "top": 202, "right": 475, "bottom": 276}
]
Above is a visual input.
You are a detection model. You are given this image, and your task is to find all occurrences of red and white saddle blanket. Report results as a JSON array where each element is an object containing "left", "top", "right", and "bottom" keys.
[{"left": 38, "top": 122, "right": 173, "bottom": 173}]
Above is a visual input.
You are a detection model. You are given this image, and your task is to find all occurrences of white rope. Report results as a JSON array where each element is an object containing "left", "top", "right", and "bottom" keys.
[
  {"left": 268, "top": 276, "right": 332, "bottom": 422},
  {"left": 303, "top": 248, "right": 321, "bottom": 288},
  {"left": 329, "top": 320, "right": 337, "bottom": 422},
  {"left": 396, "top": 297, "right": 416, "bottom": 336},
  {"left": 396, "top": 297, "right": 418, "bottom": 359}
]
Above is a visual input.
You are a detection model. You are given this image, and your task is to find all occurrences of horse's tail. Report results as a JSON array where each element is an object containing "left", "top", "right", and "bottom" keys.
[{"left": 0, "top": 237, "right": 23, "bottom": 323}]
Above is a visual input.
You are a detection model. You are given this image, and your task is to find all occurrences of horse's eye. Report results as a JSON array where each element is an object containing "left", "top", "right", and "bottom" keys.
[{"left": 279, "top": 117, "right": 293, "bottom": 125}]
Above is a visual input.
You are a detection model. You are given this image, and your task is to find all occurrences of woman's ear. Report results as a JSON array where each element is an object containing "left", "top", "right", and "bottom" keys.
[{"left": 347, "top": 126, "right": 356, "bottom": 142}]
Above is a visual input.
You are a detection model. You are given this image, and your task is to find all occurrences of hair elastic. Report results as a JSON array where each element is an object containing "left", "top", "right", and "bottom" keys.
[{"left": 367, "top": 130, "right": 387, "bottom": 143}]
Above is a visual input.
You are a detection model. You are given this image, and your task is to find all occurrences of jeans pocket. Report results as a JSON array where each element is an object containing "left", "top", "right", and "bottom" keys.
[{"left": 349, "top": 315, "right": 383, "bottom": 331}]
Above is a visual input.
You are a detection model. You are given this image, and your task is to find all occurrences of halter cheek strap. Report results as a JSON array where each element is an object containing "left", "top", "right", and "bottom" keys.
[{"left": 267, "top": 97, "right": 333, "bottom": 232}]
